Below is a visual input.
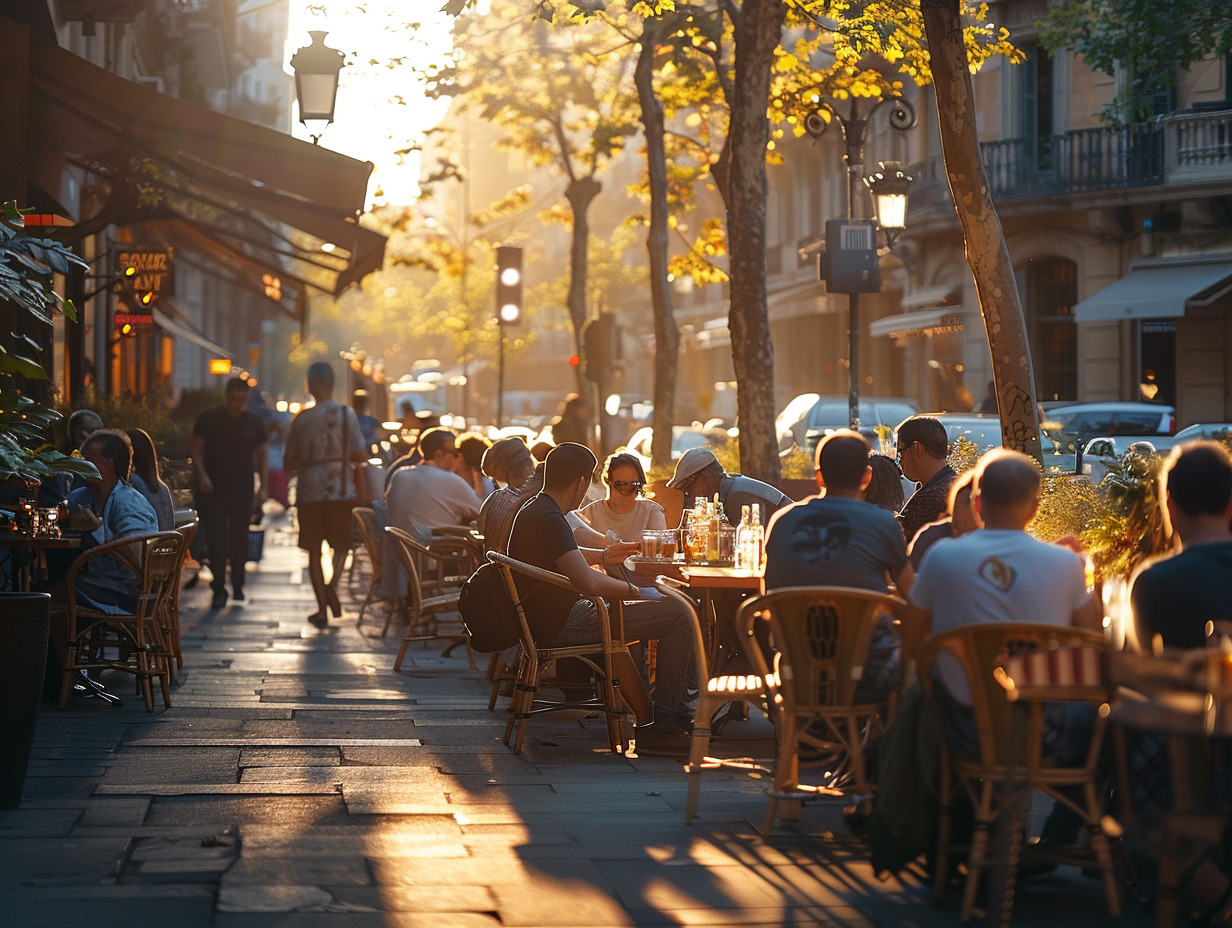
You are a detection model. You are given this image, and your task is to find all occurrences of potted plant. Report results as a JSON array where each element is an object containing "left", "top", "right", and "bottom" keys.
[{"left": 0, "top": 201, "right": 97, "bottom": 809}]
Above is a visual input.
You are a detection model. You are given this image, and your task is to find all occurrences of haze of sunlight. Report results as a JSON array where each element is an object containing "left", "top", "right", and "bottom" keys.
[{"left": 285, "top": 2, "right": 456, "bottom": 208}]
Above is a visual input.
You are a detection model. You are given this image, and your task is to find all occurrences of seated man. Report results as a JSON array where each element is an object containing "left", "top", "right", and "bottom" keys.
[
  {"left": 1131, "top": 440, "right": 1232, "bottom": 651},
  {"left": 764, "top": 429, "right": 911, "bottom": 702},
  {"left": 896, "top": 415, "right": 958, "bottom": 544},
  {"left": 385, "top": 427, "right": 482, "bottom": 532},
  {"left": 765, "top": 429, "right": 912, "bottom": 593},
  {"left": 507, "top": 442, "right": 695, "bottom": 755},
  {"left": 907, "top": 449, "right": 1102, "bottom": 843},
  {"left": 907, "top": 471, "right": 980, "bottom": 571},
  {"left": 666, "top": 447, "right": 791, "bottom": 526}
]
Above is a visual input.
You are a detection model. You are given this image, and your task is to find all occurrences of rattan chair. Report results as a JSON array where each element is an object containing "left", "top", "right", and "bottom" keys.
[
  {"left": 920, "top": 623, "right": 1120, "bottom": 924},
  {"left": 160, "top": 518, "right": 198, "bottom": 674},
  {"left": 655, "top": 575, "right": 778, "bottom": 824},
  {"left": 736, "top": 586, "right": 906, "bottom": 836},
  {"left": 386, "top": 526, "right": 474, "bottom": 671},
  {"left": 489, "top": 551, "right": 648, "bottom": 755},
  {"left": 352, "top": 507, "right": 399, "bottom": 635},
  {"left": 59, "top": 530, "right": 187, "bottom": 712}
]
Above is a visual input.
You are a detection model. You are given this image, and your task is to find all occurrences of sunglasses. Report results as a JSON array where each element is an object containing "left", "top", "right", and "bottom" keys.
[{"left": 610, "top": 480, "right": 645, "bottom": 493}]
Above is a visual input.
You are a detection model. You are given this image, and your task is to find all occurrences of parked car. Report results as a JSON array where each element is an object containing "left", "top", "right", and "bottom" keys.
[
  {"left": 1171, "top": 423, "right": 1232, "bottom": 444},
  {"left": 623, "top": 424, "right": 730, "bottom": 472},
  {"left": 1040, "top": 402, "right": 1176, "bottom": 455},
  {"left": 776, "top": 394, "right": 919, "bottom": 455},
  {"left": 901, "top": 413, "right": 1079, "bottom": 473}
]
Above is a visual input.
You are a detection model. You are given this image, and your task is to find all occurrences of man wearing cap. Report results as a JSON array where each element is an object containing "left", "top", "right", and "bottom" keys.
[{"left": 666, "top": 447, "right": 791, "bottom": 524}]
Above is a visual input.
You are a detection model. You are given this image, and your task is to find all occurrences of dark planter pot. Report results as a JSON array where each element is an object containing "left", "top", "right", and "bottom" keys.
[{"left": 0, "top": 592, "right": 49, "bottom": 810}]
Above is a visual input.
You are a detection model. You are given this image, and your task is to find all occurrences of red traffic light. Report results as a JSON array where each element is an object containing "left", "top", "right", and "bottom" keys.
[{"left": 568, "top": 354, "right": 581, "bottom": 367}]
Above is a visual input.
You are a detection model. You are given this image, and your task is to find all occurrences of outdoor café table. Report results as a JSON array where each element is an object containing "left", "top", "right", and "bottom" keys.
[{"left": 0, "top": 529, "right": 82, "bottom": 592}]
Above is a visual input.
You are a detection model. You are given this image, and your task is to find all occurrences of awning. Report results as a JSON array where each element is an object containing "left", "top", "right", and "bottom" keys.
[
  {"left": 151, "top": 303, "right": 234, "bottom": 359},
  {"left": 902, "top": 283, "right": 961, "bottom": 312},
  {"left": 1072, "top": 255, "right": 1232, "bottom": 322},
  {"left": 20, "top": 23, "right": 386, "bottom": 303},
  {"left": 870, "top": 307, "right": 965, "bottom": 339}
]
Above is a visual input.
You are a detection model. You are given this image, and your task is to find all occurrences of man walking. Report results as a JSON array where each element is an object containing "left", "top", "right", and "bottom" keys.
[
  {"left": 284, "top": 362, "right": 367, "bottom": 629},
  {"left": 191, "top": 377, "right": 269, "bottom": 609}
]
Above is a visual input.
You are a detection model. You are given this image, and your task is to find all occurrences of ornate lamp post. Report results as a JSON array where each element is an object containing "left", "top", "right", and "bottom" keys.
[
  {"left": 290, "top": 31, "right": 344, "bottom": 145},
  {"left": 807, "top": 95, "right": 916, "bottom": 429}
]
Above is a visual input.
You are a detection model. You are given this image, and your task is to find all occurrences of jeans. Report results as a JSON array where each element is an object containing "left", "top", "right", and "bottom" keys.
[
  {"left": 199, "top": 488, "right": 253, "bottom": 595},
  {"left": 551, "top": 595, "right": 695, "bottom": 726}
]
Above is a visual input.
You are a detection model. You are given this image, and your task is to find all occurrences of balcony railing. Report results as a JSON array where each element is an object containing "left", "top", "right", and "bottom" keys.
[{"left": 908, "top": 107, "right": 1232, "bottom": 215}]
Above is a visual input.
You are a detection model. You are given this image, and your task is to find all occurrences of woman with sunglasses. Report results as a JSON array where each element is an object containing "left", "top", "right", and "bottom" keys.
[{"left": 576, "top": 451, "right": 667, "bottom": 542}]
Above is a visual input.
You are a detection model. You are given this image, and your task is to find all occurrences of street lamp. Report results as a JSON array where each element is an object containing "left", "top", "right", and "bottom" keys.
[
  {"left": 864, "top": 161, "right": 913, "bottom": 246},
  {"left": 807, "top": 95, "right": 916, "bottom": 430},
  {"left": 290, "top": 31, "right": 344, "bottom": 145}
]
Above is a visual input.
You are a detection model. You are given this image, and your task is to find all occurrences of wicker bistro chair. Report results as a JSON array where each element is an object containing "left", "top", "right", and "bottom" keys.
[
  {"left": 385, "top": 526, "right": 475, "bottom": 671},
  {"left": 735, "top": 586, "right": 906, "bottom": 836},
  {"left": 59, "top": 530, "right": 188, "bottom": 712},
  {"left": 919, "top": 623, "right": 1120, "bottom": 925},
  {"left": 352, "top": 508, "right": 399, "bottom": 635},
  {"left": 160, "top": 518, "right": 198, "bottom": 675},
  {"left": 488, "top": 551, "right": 651, "bottom": 755},
  {"left": 655, "top": 575, "right": 779, "bottom": 824}
]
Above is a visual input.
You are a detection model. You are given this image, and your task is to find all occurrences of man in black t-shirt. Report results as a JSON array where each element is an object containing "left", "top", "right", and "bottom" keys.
[
  {"left": 1131, "top": 440, "right": 1232, "bottom": 650},
  {"left": 508, "top": 442, "right": 695, "bottom": 755},
  {"left": 191, "top": 377, "right": 269, "bottom": 609}
]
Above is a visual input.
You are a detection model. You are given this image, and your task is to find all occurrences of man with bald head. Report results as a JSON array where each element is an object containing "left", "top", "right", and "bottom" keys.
[{"left": 907, "top": 449, "right": 1102, "bottom": 663}]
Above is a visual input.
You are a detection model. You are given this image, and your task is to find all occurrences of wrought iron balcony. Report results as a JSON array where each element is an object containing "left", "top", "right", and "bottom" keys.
[{"left": 908, "top": 106, "right": 1232, "bottom": 216}]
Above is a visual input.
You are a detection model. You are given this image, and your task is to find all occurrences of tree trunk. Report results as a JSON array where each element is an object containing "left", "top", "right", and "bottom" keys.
[
  {"left": 921, "top": 0, "right": 1042, "bottom": 462},
  {"left": 635, "top": 21, "right": 680, "bottom": 470},
  {"left": 564, "top": 174, "right": 602, "bottom": 425},
  {"left": 725, "top": 0, "right": 785, "bottom": 483}
]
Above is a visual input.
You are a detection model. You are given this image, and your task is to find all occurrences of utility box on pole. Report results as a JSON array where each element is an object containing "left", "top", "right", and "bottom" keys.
[{"left": 819, "top": 219, "right": 879, "bottom": 293}]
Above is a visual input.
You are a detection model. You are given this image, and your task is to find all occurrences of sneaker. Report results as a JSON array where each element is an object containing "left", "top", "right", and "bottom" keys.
[
  {"left": 633, "top": 724, "right": 693, "bottom": 758},
  {"left": 210, "top": 590, "right": 227, "bottom": 609},
  {"left": 232, "top": 588, "right": 246, "bottom": 603}
]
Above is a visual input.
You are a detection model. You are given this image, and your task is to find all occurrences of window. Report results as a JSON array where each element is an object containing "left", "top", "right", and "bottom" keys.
[{"left": 1021, "top": 257, "right": 1078, "bottom": 402}]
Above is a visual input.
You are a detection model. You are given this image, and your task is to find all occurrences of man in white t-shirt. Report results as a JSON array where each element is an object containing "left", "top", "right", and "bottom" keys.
[
  {"left": 907, "top": 448, "right": 1102, "bottom": 700},
  {"left": 385, "top": 427, "right": 482, "bottom": 532},
  {"left": 908, "top": 449, "right": 1103, "bottom": 847}
]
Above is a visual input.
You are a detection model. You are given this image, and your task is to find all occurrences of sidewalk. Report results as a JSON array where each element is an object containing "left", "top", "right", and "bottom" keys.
[{"left": 0, "top": 512, "right": 1147, "bottom": 927}]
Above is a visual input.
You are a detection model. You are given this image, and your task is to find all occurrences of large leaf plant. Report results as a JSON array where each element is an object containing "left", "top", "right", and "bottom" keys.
[{"left": 0, "top": 201, "right": 99, "bottom": 486}]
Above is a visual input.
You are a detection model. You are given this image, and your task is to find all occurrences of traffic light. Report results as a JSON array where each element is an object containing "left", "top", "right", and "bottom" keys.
[
  {"left": 581, "top": 312, "right": 616, "bottom": 384},
  {"left": 495, "top": 245, "right": 522, "bottom": 325}
]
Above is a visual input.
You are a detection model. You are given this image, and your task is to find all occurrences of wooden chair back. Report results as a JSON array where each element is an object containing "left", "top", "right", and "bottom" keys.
[
  {"left": 738, "top": 586, "right": 905, "bottom": 713},
  {"left": 919, "top": 622, "right": 1108, "bottom": 771},
  {"left": 352, "top": 507, "right": 384, "bottom": 585}
]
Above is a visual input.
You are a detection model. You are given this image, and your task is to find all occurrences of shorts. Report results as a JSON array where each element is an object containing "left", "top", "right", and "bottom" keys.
[{"left": 297, "top": 499, "right": 355, "bottom": 553}]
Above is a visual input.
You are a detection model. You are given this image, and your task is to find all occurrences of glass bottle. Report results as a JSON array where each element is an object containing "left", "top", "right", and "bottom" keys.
[
  {"left": 750, "top": 504, "right": 764, "bottom": 572},
  {"left": 735, "top": 504, "right": 751, "bottom": 569}
]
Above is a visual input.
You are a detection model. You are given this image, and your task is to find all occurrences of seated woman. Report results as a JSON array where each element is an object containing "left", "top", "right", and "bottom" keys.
[
  {"left": 576, "top": 452, "right": 667, "bottom": 543},
  {"left": 456, "top": 432, "right": 496, "bottom": 501},
  {"left": 126, "top": 428, "right": 175, "bottom": 531}
]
